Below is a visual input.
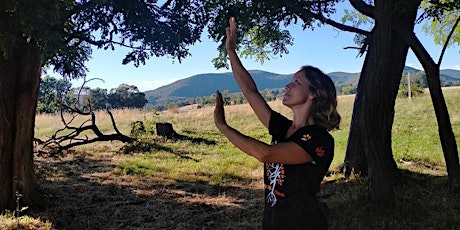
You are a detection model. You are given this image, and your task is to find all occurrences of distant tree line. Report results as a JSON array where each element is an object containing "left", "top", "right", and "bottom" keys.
[
  {"left": 41, "top": 71, "right": 456, "bottom": 113},
  {"left": 151, "top": 88, "right": 285, "bottom": 112},
  {"left": 38, "top": 76, "right": 147, "bottom": 114},
  {"left": 155, "top": 71, "right": 451, "bottom": 112}
]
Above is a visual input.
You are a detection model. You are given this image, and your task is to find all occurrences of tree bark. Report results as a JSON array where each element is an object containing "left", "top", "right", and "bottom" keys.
[
  {"left": 343, "top": 73, "right": 368, "bottom": 177},
  {"left": 357, "top": 0, "right": 419, "bottom": 208},
  {"left": 0, "top": 38, "right": 42, "bottom": 210}
]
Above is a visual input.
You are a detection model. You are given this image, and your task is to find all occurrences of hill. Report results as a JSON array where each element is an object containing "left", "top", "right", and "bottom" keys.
[
  {"left": 144, "top": 70, "right": 292, "bottom": 108},
  {"left": 144, "top": 67, "right": 460, "bottom": 108}
]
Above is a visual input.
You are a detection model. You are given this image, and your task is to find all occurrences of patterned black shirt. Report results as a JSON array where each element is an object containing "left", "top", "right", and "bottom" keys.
[{"left": 263, "top": 111, "right": 333, "bottom": 230}]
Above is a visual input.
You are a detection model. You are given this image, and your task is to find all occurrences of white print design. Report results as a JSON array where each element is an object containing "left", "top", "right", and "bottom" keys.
[{"left": 266, "top": 162, "right": 282, "bottom": 207}]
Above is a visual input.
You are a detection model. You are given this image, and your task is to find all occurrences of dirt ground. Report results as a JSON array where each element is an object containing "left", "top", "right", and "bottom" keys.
[{"left": 30, "top": 150, "right": 265, "bottom": 229}]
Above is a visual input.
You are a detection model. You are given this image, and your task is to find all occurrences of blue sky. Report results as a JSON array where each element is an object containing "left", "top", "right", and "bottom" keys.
[{"left": 58, "top": 10, "right": 459, "bottom": 92}]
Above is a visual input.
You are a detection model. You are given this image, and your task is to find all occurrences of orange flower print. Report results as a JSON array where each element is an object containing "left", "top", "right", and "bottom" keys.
[
  {"left": 315, "top": 146, "right": 326, "bottom": 157},
  {"left": 301, "top": 134, "right": 311, "bottom": 141}
]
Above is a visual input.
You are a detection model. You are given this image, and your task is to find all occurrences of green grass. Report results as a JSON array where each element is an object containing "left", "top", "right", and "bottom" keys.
[
  {"left": 33, "top": 87, "right": 459, "bottom": 185},
  {"left": 115, "top": 135, "right": 262, "bottom": 186},
  {"left": 392, "top": 88, "right": 460, "bottom": 165},
  {"left": 5, "top": 87, "right": 459, "bottom": 229}
]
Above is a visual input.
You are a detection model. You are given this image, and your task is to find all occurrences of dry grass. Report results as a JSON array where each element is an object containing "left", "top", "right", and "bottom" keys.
[
  {"left": 35, "top": 109, "right": 148, "bottom": 138},
  {"left": 0, "top": 212, "right": 52, "bottom": 230}
]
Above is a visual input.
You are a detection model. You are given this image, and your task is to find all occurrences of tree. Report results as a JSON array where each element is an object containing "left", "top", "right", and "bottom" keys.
[
  {"left": 341, "top": 0, "right": 460, "bottom": 206},
  {"left": 1, "top": 0, "right": 456, "bottom": 211},
  {"left": 281, "top": 0, "right": 456, "bottom": 206},
  {"left": 88, "top": 87, "right": 108, "bottom": 110},
  {"left": 276, "top": 0, "right": 415, "bottom": 208},
  {"left": 340, "top": 1, "right": 420, "bottom": 207},
  {"left": 0, "top": 0, "right": 209, "bottom": 210},
  {"left": 393, "top": 0, "right": 460, "bottom": 188},
  {"left": 108, "top": 84, "right": 147, "bottom": 109},
  {"left": 341, "top": 84, "right": 357, "bottom": 95},
  {"left": 343, "top": 0, "right": 460, "bottom": 192},
  {"left": 422, "top": 0, "right": 460, "bottom": 46},
  {"left": 37, "top": 75, "right": 73, "bottom": 114}
]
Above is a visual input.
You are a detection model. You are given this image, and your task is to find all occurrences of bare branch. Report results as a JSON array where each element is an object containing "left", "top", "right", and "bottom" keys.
[
  {"left": 107, "top": 109, "right": 123, "bottom": 135},
  {"left": 37, "top": 104, "right": 134, "bottom": 156},
  {"left": 36, "top": 78, "right": 134, "bottom": 156}
]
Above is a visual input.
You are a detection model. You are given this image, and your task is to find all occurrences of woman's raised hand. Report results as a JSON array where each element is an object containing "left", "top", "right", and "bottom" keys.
[
  {"left": 214, "top": 90, "right": 227, "bottom": 130},
  {"left": 225, "top": 17, "right": 237, "bottom": 53}
]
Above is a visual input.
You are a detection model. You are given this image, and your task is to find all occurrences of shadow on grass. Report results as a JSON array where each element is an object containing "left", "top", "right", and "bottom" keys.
[
  {"left": 120, "top": 141, "right": 200, "bottom": 162},
  {"left": 30, "top": 152, "right": 263, "bottom": 229},
  {"left": 173, "top": 134, "right": 217, "bottom": 145},
  {"left": 27, "top": 152, "right": 460, "bottom": 230},
  {"left": 325, "top": 169, "right": 460, "bottom": 230}
]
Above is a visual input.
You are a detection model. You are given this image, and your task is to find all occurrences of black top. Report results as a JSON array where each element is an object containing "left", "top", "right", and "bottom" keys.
[{"left": 263, "top": 111, "right": 333, "bottom": 230}]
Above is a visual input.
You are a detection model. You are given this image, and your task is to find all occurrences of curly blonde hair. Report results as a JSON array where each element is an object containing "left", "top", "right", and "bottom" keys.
[{"left": 301, "top": 66, "right": 341, "bottom": 131}]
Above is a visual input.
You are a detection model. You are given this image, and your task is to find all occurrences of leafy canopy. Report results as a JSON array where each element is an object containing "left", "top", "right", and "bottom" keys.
[
  {"left": 1, "top": 0, "right": 341, "bottom": 79},
  {"left": 421, "top": 0, "right": 460, "bottom": 48}
]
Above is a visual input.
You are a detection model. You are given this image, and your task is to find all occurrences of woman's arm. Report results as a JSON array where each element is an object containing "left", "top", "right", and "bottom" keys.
[
  {"left": 226, "top": 17, "right": 272, "bottom": 128},
  {"left": 214, "top": 91, "right": 312, "bottom": 164}
]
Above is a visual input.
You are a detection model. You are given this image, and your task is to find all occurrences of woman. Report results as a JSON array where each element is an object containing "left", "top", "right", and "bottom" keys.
[{"left": 214, "top": 17, "right": 341, "bottom": 229}]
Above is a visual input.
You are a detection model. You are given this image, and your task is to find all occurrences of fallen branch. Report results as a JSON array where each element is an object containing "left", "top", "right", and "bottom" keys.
[{"left": 35, "top": 78, "right": 134, "bottom": 156}]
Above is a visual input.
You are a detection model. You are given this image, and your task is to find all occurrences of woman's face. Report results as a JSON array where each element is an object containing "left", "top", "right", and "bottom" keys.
[{"left": 282, "top": 70, "right": 314, "bottom": 108}]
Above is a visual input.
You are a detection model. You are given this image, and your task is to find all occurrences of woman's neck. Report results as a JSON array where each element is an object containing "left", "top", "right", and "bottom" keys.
[{"left": 291, "top": 104, "right": 314, "bottom": 127}]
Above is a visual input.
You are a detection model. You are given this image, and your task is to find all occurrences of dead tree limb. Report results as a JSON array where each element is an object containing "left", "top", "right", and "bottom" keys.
[{"left": 35, "top": 78, "right": 134, "bottom": 156}]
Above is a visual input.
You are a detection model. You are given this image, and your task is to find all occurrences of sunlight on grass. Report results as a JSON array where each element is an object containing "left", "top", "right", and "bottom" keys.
[
  {"left": 393, "top": 89, "right": 460, "bottom": 165},
  {"left": 0, "top": 212, "right": 52, "bottom": 230},
  {"left": 34, "top": 88, "right": 460, "bottom": 179},
  {"left": 114, "top": 141, "right": 261, "bottom": 186}
]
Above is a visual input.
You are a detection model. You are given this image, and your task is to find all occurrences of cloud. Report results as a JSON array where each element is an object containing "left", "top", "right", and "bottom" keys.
[
  {"left": 438, "top": 64, "right": 460, "bottom": 70},
  {"left": 405, "top": 63, "right": 422, "bottom": 70},
  {"left": 127, "top": 78, "right": 181, "bottom": 92}
]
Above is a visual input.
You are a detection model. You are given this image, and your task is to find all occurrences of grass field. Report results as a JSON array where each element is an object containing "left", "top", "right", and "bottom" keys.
[{"left": 1, "top": 87, "right": 460, "bottom": 229}]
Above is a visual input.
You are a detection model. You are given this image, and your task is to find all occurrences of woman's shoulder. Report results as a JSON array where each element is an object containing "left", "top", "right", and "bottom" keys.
[
  {"left": 300, "top": 125, "right": 329, "bottom": 134},
  {"left": 296, "top": 125, "right": 333, "bottom": 142}
]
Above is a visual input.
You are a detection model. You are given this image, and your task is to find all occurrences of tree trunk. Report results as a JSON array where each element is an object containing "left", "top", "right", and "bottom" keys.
[
  {"left": 358, "top": 0, "right": 419, "bottom": 208},
  {"left": 393, "top": 16, "right": 460, "bottom": 189},
  {"left": 0, "top": 38, "right": 42, "bottom": 210},
  {"left": 425, "top": 68, "right": 460, "bottom": 188},
  {"left": 343, "top": 72, "right": 368, "bottom": 177},
  {"left": 156, "top": 122, "right": 178, "bottom": 138}
]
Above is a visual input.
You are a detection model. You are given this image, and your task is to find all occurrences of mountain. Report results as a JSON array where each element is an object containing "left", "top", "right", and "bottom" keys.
[
  {"left": 144, "top": 67, "right": 460, "bottom": 108},
  {"left": 328, "top": 71, "right": 361, "bottom": 85},
  {"left": 441, "top": 69, "right": 460, "bottom": 79},
  {"left": 144, "top": 70, "right": 292, "bottom": 107}
]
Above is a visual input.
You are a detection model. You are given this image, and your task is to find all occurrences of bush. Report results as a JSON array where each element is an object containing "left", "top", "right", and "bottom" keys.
[{"left": 398, "top": 85, "right": 425, "bottom": 98}]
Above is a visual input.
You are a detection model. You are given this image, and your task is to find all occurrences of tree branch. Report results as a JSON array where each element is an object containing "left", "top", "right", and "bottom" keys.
[
  {"left": 438, "top": 15, "right": 460, "bottom": 65},
  {"left": 37, "top": 104, "right": 134, "bottom": 156},
  {"left": 393, "top": 22, "right": 437, "bottom": 70},
  {"left": 348, "top": 0, "right": 374, "bottom": 19},
  {"left": 36, "top": 78, "right": 134, "bottom": 156},
  {"left": 282, "top": 0, "right": 371, "bottom": 36},
  {"left": 107, "top": 109, "right": 124, "bottom": 136}
]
